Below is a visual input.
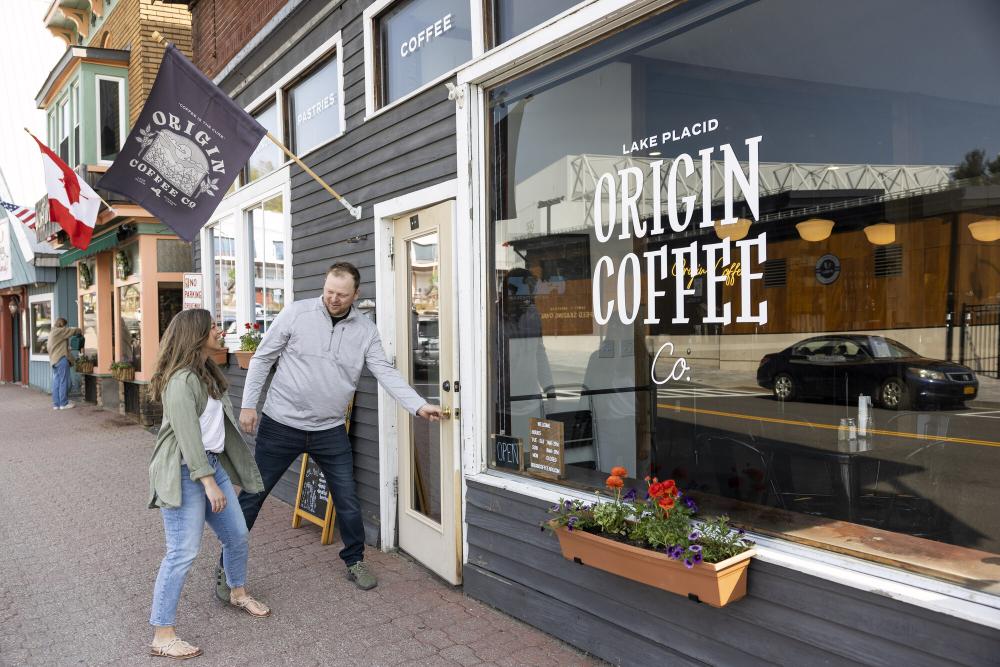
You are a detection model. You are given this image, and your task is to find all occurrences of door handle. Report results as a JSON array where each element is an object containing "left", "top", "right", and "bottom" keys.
[{"left": 441, "top": 406, "right": 452, "bottom": 420}]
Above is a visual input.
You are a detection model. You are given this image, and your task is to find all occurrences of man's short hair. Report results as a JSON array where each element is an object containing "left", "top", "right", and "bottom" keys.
[
  {"left": 326, "top": 262, "right": 361, "bottom": 291},
  {"left": 55, "top": 317, "right": 68, "bottom": 327}
]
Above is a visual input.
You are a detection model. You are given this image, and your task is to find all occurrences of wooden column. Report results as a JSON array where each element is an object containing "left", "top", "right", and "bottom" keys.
[
  {"left": 93, "top": 252, "right": 115, "bottom": 374},
  {"left": 0, "top": 295, "right": 13, "bottom": 383}
]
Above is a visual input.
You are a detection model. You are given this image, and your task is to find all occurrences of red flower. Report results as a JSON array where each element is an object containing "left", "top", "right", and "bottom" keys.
[
  {"left": 244, "top": 323, "right": 251, "bottom": 329},
  {"left": 253, "top": 322, "right": 261, "bottom": 330},
  {"left": 610, "top": 466, "right": 627, "bottom": 478},
  {"left": 605, "top": 475, "right": 624, "bottom": 489},
  {"left": 658, "top": 496, "right": 675, "bottom": 511}
]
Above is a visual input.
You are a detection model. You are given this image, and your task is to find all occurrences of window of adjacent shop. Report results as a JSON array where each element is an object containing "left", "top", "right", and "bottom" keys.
[
  {"left": 115, "top": 241, "right": 141, "bottom": 371},
  {"left": 96, "top": 75, "right": 125, "bottom": 163},
  {"left": 486, "top": 0, "right": 1000, "bottom": 584},
  {"left": 488, "top": 0, "right": 581, "bottom": 47},
  {"left": 365, "top": 0, "right": 473, "bottom": 114},
  {"left": 203, "top": 182, "right": 291, "bottom": 350},
  {"left": 58, "top": 96, "right": 70, "bottom": 163},
  {"left": 78, "top": 258, "right": 98, "bottom": 361},
  {"left": 28, "top": 294, "right": 53, "bottom": 361},
  {"left": 284, "top": 48, "right": 344, "bottom": 155},
  {"left": 71, "top": 82, "right": 80, "bottom": 166}
]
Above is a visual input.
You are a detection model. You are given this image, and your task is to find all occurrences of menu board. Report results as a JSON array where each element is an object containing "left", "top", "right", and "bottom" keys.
[{"left": 527, "top": 417, "right": 564, "bottom": 479}]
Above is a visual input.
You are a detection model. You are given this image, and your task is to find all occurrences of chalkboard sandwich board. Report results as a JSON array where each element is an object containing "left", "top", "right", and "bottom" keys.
[
  {"left": 492, "top": 434, "right": 524, "bottom": 471},
  {"left": 291, "top": 398, "right": 353, "bottom": 544}
]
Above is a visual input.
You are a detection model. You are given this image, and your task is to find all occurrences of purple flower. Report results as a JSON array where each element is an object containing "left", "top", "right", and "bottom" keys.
[
  {"left": 737, "top": 528, "right": 746, "bottom": 536},
  {"left": 623, "top": 488, "right": 638, "bottom": 502},
  {"left": 693, "top": 552, "right": 703, "bottom": 564},
  {"left": 684, "top": 558, "right": 694, "bottom": 569},
  {"left": 668, "top": 545, "right": 684, "bottom": 559},
  {"left": 564, "top": 500, "right": 573, "bottom": 509},
  {"left": 684, "top": 497, "right": 698, "bottom": 511},
  {"left": 688, "top": 531, "right": 701, "bottom": 541},
  {"left": 689, "top": 544, "right": 702, "bottom": 553},
  {"left": 567, "top": 516, "right": 578, "bottom": 531}
]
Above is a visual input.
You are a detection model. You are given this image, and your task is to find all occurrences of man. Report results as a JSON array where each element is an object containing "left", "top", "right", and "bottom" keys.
[
  {"left": 219, "top": 262, "right": 442, "bottom": 595},
  {"left": 48, "top": 318, "right": 81, "bottom": 410}
]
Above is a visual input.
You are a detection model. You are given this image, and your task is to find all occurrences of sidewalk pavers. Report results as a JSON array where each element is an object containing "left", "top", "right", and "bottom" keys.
[{"left": 0, "top": 385, "right": 603, "bottom": 666}]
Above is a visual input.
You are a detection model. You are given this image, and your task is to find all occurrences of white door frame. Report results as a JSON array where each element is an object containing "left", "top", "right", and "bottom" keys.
[{"left": 373, "top": 178, "right": 460, "bottom": 551}]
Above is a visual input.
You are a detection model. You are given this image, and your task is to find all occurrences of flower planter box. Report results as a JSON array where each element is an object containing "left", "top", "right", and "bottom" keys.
[
  {"left": 234, "top": 350, "right": 254, "bottom": 370},
  {"left": 76, "top": 363, "right": 94, "bottom": 374},
  {"left": 551, "top": 525, "right": 754, "bottom": 607},
  {"left": 208, "top": 348, "right": 229, "bottom": 366},
  {"left": 114, "top": 368, "right": 135, "bottom": 382}
]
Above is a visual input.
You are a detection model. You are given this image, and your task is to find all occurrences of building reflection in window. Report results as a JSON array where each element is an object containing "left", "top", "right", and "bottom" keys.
[{"left": 119, "top": 284, "right": 141, "bottom": 371}]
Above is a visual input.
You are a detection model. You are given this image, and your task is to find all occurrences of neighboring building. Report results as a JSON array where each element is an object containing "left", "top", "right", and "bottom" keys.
[
  {"left": 180, "top": 0, "right": 1000, "bottom": 664},
  {"left": 35, "top": 0, "right": 194, "bottom": 422},
  {"left": 0, "top": 212, "right": 68, "bottom": 393}
]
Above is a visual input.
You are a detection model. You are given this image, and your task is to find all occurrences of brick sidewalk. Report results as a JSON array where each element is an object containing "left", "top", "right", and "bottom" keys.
[{"left": 0, "top": 386, "right": 603, "bottom": 666}]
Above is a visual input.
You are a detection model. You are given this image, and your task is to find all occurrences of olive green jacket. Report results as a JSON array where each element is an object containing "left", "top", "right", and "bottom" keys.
[{"left": 148, "top": 369, "right": 264, "bottom": 509}]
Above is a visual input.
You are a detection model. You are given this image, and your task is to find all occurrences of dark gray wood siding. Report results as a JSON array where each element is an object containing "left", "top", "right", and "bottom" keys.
[
  {"left": 200, "top": 0, "right": 457, "bottom": 547},
  {"left": 464, "top": 480, "right": 1000, "bottom": 667}
]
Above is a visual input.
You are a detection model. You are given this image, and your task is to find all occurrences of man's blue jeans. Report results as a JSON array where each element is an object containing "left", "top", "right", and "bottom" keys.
[
  {"left": 51, "top": 357, "right": 70, "bottom": 408},
  {"left": 237, "top": 414, "right": 365, "bottom": 566},
  {"left": 150, "top": 454, "right": 249, "bottom": 627}
]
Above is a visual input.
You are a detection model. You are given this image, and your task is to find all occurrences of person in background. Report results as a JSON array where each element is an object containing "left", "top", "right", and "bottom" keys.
[
  {"left": 47, "top": 317, "right": 80, "bottom": 410},
  {"left": 146, "top": 309, "right": 269, "bottom": 660},
  {"left": 223, "top": 262, "right": 442, "bottom": 595}
]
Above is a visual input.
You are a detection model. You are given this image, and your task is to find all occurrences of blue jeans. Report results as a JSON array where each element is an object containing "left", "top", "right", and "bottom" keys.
[
  {"left": 150, "top": 453, "right": 249, "bottom": 627},
  {"left": 237, "top": 414, "right": 365, "bottom": 566},
  {"left": 51, "top": 357, "right": 70, "bottom": 408}
]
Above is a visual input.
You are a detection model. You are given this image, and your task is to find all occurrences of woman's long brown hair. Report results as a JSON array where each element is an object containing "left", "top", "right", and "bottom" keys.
[{"left": 150, "top": 309, "right": 228, "bottom": 402}]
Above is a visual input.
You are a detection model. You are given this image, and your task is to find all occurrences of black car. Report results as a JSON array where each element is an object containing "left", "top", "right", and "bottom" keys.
[{"left": 757, "top": 335, "right": 978, "bottom": 410}]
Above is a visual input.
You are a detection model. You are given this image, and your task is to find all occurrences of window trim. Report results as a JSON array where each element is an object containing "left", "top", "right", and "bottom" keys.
[
  {"left": 28, "top": 293, "right": 54, "bottom": 362},
  {"left": 282, "top": 32, "right": 346, "bottom": 158},
  {"left": 94, "top": 74, "right": 126, "bottom": 166},
  {"left": 451, "top": 0, "right": 1000, "bottom": 629},
  {"left": 362, "top": 0, "right": 485, "bottom": 121},
  {"left": 200, "top": 167, "right": 293, "bottom": 350}
]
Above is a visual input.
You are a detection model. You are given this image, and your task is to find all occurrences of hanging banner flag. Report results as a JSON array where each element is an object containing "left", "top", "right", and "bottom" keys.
[
  {"left": 1, "top": 199, "right": 37, "bottom": 229},
  {"left": 29, "top": 132, "right": 101, "bottom": 250},
  {"left": 98, "top": 44, "right": 266, "bottom": 242}
]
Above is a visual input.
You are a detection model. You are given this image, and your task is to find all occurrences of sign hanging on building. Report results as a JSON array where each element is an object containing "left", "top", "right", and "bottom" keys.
[
  {"left": 99, "top": 44, "right": 267, "bottom": 242},
  {"left": 182, "top": 272, "right": 204, "bottom": 309}
]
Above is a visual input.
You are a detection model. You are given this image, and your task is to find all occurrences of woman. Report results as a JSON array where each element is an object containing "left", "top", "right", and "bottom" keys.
[{"left": 147, "top": 309, "right": 269, "bottom": 659}]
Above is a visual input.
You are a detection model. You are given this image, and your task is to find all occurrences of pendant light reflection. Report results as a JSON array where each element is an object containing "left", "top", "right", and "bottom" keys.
[
  {"left": 863, "top": 223, "right": 895, "bottom": 246},
  {"left": 795, "top": 218, "right": 835, "bottom": 242},
  {"left": 969, "top": 219, "right": 1000, "bottom": 242},
  {"left": 713, "top": 217, "right": 752, "bottom": 241}
]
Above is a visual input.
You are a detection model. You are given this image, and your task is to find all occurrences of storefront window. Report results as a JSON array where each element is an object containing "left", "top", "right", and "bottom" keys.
[
  {"left": 209, "top": 216, "right": 238, "bottom": 347},
  {"left": 377, "top": 0, "right": 472, "bottom": 106},
  {"left": 491, "top": 0, "right": 580, "bottom": 46},
  {"left": 97, "top": 76, "right": 123, "bottom": 162},
  {"left": 249, "top": 195, "right": 286, "bottom": 331},
  {"left": 285, "top": 52, "right": 342, "bottom": 154},
  {"left": 488, "top": 0, "right": 1000, "bottom": 568},
  {"left": 29, "top": 297, "right": 52, "bottom": 357},
  {"left": 243, "top": 102, "right": 280, "bottom": 185},
  {"left": 80, "top": 293, "right": 98, "bottom": 360},
  {"left": 119, "top": 284, "right": 141, "bottom": 371}
]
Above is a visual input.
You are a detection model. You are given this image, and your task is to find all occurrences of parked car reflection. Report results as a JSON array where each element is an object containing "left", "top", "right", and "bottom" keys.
[{"left": 757, "top": 335, "right": 978, "bottom": 409}]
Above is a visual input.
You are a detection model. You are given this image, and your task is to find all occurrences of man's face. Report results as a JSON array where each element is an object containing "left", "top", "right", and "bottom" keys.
[{"left": 323, "top": 273, "right": 358, "bottom": 317}]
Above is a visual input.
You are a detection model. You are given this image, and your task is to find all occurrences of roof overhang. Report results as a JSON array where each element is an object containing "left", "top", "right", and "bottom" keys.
[{"left": 35, "top": 45, "right": 129, "bottom": 109}]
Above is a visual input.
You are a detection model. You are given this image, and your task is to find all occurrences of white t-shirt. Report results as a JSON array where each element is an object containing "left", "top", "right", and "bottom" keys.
[{"left": 199, "top": 396, "right": 226, "bottom": 454}]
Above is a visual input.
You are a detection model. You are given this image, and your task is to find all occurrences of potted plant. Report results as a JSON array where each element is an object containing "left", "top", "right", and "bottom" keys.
[
  {"left": 110, "top": 361, "right": 135, "bottom": 382},
  {"left": 208, "top": 328, "right": 229, "bottom": 366},
  {"left": 235, "top": 322, "right": 262, "bottom": 370},
  {"left": 74, "top": 354, "right": 96, "bottom": 374},
  {"left": 545, "top": 469, "right": 755, "bottom": 607}
]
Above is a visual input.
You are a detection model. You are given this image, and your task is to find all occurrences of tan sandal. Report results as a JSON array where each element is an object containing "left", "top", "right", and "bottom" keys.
[
  {"left": 230, "top": 594, "right": 270, "bottom": 617},
  {"left": 150, "top": 637, "right": 202, "bottom": 660}
]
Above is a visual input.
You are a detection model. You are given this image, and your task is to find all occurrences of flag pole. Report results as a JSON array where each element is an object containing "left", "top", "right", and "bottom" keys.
[
  {"left": 150, "top": 31, "right": 362, "bottom": 220},
  {"left": 263, "top": 132, "right": 362, "bottom": 219},
  {"left": 23, "top": 127, "right": 117, "bottom": 215}
]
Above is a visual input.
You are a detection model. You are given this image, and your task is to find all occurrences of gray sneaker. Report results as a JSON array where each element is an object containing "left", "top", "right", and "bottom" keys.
[
  {"left": 346, "top": 561, "right": 377, "bottom": 590},
  {"left": 215, "top": 564, "right": 230, "bottom": 602}
]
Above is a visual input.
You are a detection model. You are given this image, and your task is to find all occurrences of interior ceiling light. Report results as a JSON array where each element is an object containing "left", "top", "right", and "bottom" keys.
[
  {"left": 795, "top": 218, "right": 835, "bottom": 242},
  {"left": 863, "top": 222, "right": 895, "bottom": 246},
  {"left": 713, "top": 218, "right": 752, "bottom": 241},
  {"left": 969, "top": 218, "right": 1000, "bottom": 242}
]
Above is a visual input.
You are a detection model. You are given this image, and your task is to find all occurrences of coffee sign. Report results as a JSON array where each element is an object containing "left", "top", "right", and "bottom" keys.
[{"left": 527, "top": 417, "right": 564, "bottom": 479}]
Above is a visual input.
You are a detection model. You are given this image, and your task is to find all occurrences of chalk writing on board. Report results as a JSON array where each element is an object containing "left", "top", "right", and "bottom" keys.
[
  {"left": 298, "top": 457, "right": 328, "bottom": 518},
  {"left": 492, "top": 434, "right": 523, "bottom": 471}
]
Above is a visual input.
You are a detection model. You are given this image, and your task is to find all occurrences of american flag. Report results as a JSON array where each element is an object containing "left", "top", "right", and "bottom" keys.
[{"left": 1, "top": 199, "right": 36, "bottom": 229}]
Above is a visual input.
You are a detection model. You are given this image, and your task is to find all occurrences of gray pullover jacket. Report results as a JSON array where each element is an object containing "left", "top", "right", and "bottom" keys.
[{"left": 241, "top": 298, "right": 426, "bottom": 431}]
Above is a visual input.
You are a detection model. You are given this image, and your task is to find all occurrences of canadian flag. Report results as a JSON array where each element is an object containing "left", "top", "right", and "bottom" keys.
[{"left": 29, "top": 132, "right": 101, "bottom": 250}]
